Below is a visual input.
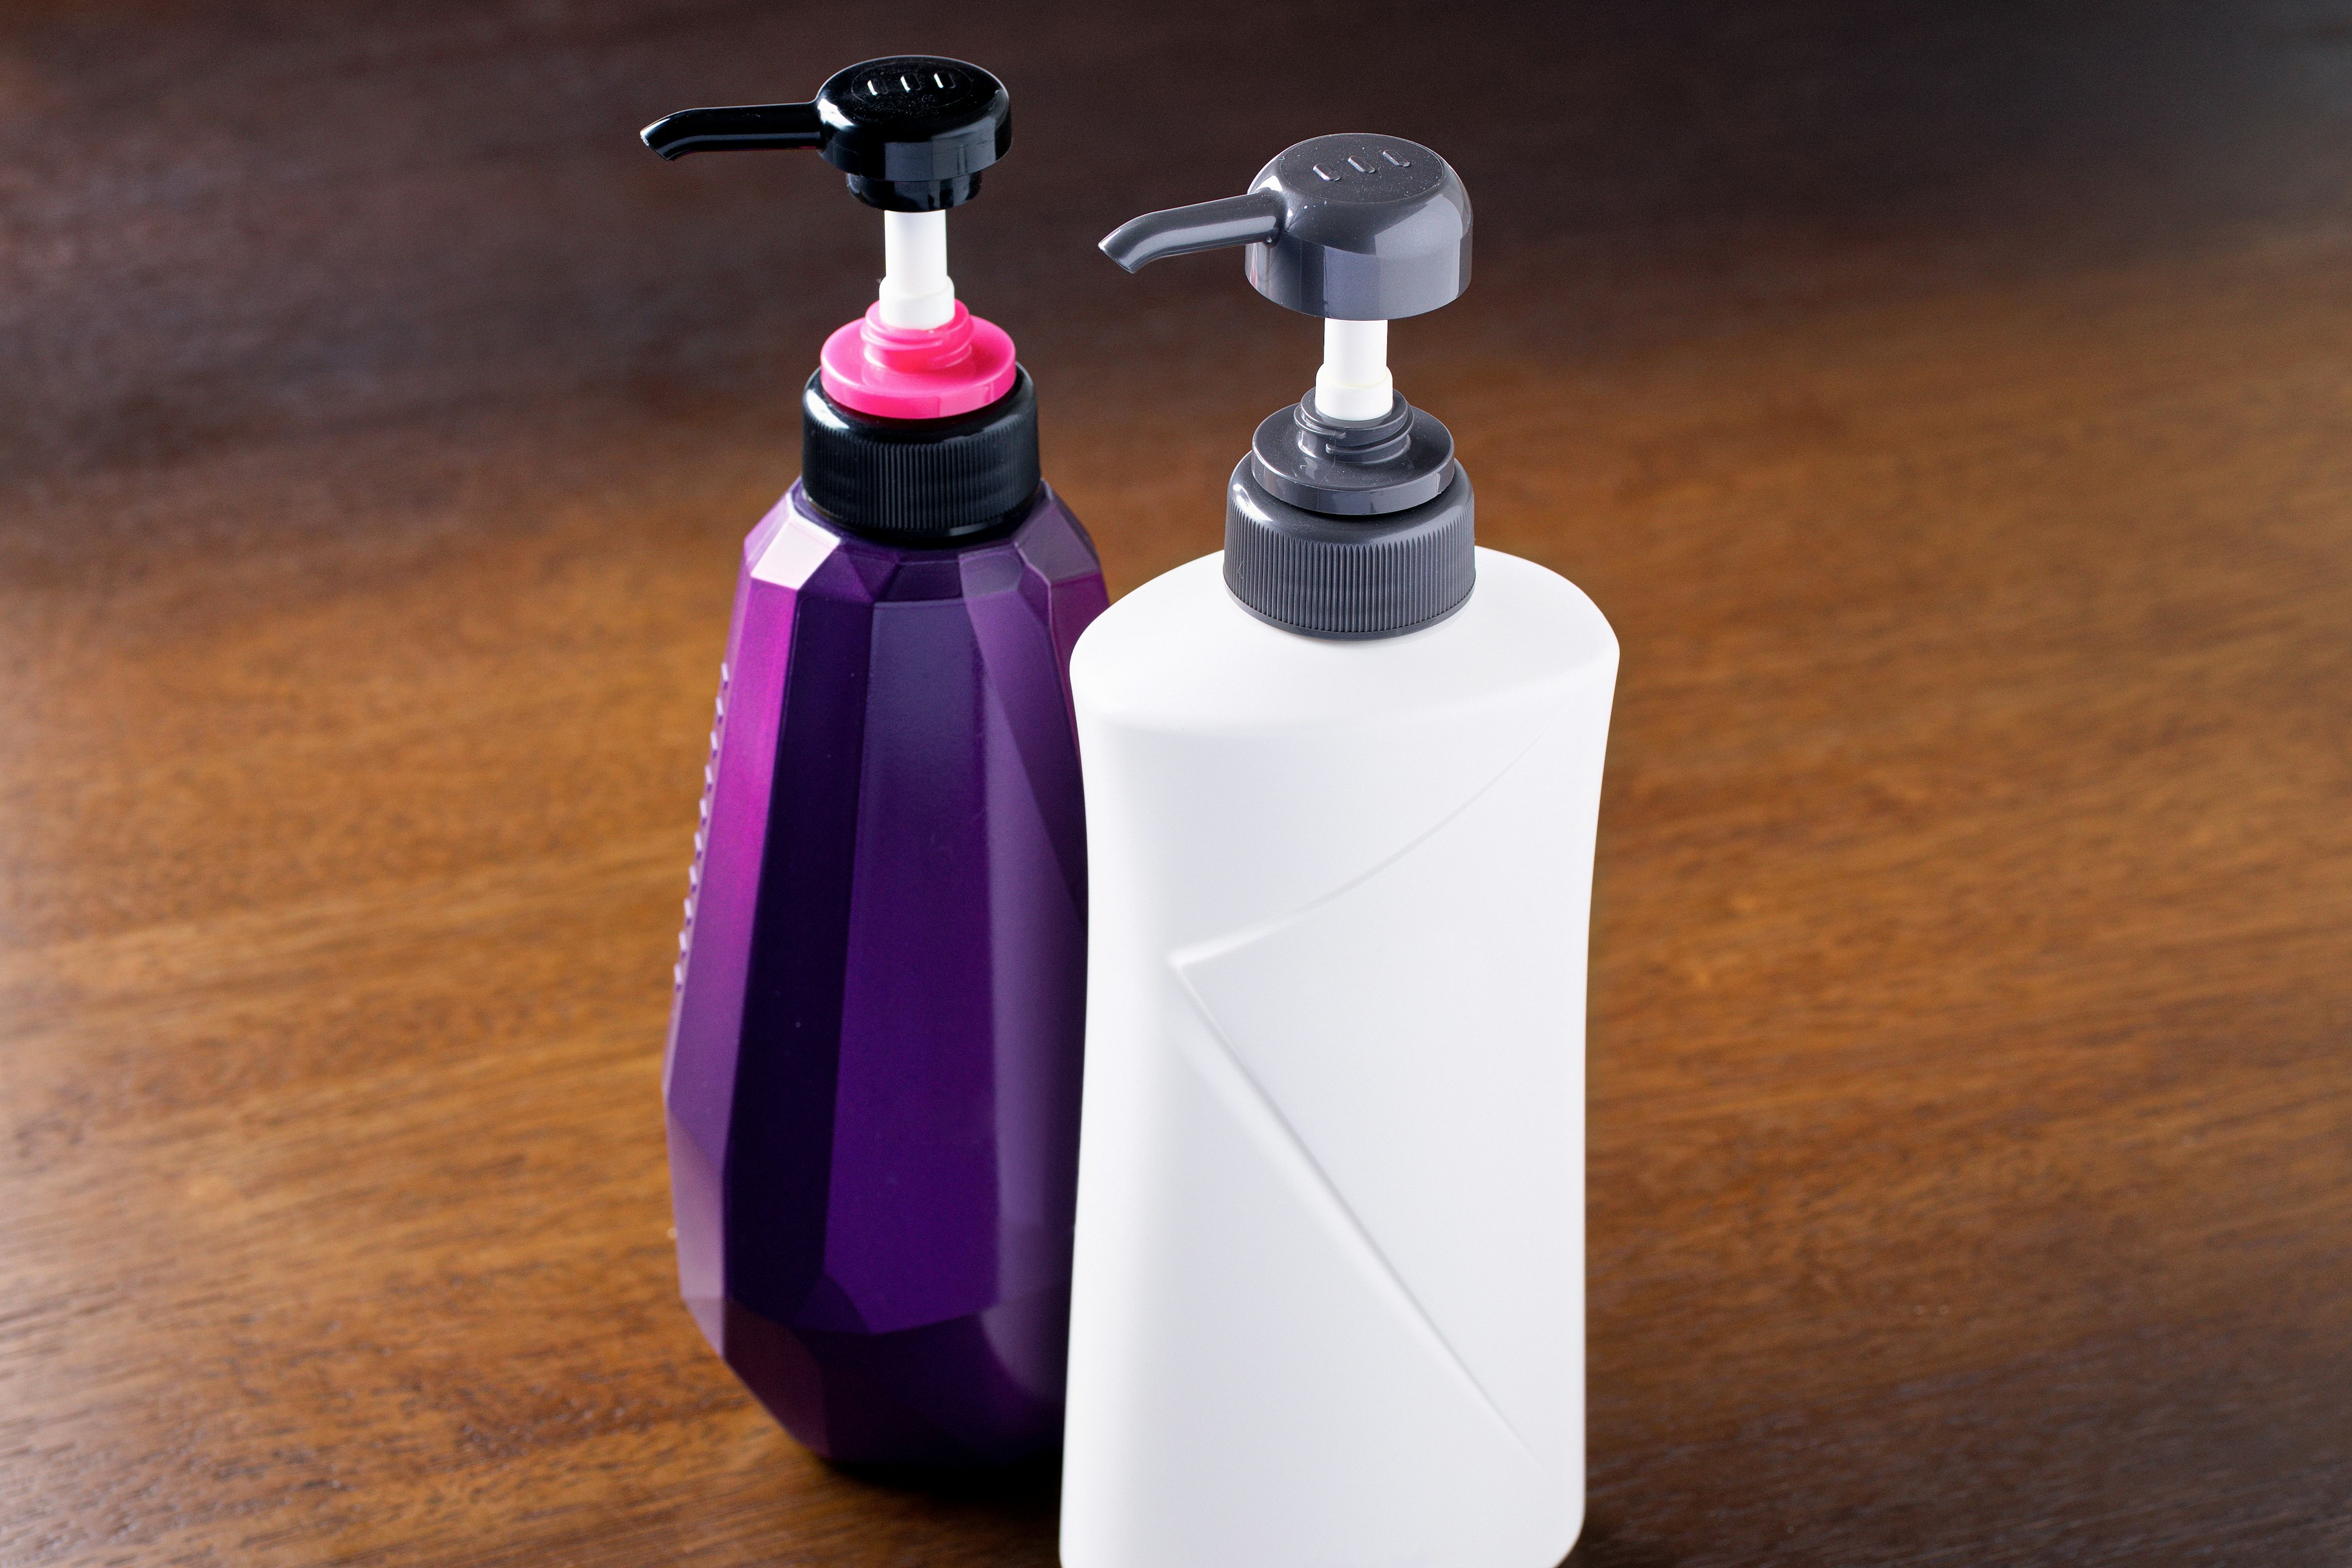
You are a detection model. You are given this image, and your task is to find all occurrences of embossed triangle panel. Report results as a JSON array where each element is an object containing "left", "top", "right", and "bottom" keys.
[
  {"left": 1174, "top": 704, "right": 1599, "bottom": 1466},
  {"left": 1113, "top": 1000, "right": 1547, "bottom": 1562}
]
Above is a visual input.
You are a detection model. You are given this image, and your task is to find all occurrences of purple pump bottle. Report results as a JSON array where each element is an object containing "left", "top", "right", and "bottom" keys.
[{"left": 641, "top": 57, "right": 1106, "bottom": 1465}]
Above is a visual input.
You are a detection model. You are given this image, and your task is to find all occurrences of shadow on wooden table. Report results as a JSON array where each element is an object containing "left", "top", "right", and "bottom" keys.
[
  {"left": 827, "top": 1449, "right": 1063, "bottom": 1528},
  {"left": 815, "top": 1458, "right": 1684, "bottom": 1568},
  {"left": 1564, "top": 1517, "right": 1684, "bottom": 1568}
]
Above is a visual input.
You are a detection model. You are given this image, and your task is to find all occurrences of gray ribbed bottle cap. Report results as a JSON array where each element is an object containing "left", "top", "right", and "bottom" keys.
[{"left": 1224, "top": 459, "right": 1474, "bottom": 640}]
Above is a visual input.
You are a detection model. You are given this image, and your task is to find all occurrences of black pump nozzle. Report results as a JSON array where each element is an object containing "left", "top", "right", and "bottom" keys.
[
  {"left": 640, "top": 56, "right": 1011, "bottom": 211},
  {"left": 641, "top": 101, "right": 821, "bottom": 159}
]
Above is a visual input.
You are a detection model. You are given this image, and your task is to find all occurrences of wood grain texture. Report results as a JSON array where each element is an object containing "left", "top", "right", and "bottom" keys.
[{"left": 4, "top": 2, "right": 2350, "bottom": 1563}]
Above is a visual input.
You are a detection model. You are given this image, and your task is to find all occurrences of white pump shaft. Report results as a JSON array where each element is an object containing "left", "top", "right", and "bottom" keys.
[
  {"left": 1314, "top": 318, "right": 1393, "bottom": 422},
  {"left": 879, "top": 209, "right": 957, "bottom": 330}
]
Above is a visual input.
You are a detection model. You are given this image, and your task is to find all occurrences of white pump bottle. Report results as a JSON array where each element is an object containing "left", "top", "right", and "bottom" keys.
[{"left": 1063, "top": 136, "right": 1617, "bottom": 1568}]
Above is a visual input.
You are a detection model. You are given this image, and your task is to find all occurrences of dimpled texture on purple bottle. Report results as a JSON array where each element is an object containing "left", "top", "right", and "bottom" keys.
[{"left": 663, "top": 481, "right": 1106, "bottom": 1464}]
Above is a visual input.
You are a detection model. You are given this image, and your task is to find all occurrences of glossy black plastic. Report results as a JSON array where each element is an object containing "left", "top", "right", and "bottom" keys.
[
  {"left": 641, "top": 56, "right": 1011, "bottom": 211},
  {"left": 801, "top": 371, "right": 1042, "bottom": 543}
]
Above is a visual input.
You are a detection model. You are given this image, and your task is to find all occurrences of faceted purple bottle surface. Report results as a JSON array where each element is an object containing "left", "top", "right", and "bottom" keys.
[{"left": 663, "top": 482, "right": 1107, "bottom": 1464}]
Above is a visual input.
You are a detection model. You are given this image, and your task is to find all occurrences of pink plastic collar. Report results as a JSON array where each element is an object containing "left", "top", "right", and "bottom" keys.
[{"left": 818, "top": 301, "right": 1017, "bottom": 420}]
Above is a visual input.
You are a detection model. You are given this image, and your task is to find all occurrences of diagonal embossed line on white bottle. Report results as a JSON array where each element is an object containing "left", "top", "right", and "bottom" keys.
[{"left": 1066, "top": 134, "right": 1618, "bottom": 1568}]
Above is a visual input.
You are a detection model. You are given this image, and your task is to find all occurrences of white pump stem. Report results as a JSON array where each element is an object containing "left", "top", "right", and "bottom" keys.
[
  {"left": 1314, "top": 318, "right": 1394, "bottom": 422},
  {"left": 878, "top": 209, "right": 957, "bottom": 330}
]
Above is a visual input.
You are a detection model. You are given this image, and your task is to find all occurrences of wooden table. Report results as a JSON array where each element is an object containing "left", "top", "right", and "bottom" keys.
[{"left": 6, "top": 3, "right": 2348, "bottom": 1563}]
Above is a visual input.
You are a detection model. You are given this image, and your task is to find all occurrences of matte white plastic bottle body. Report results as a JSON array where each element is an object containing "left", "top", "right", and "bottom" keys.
[{"left": 1062, "top": 549, "right": 1617, "bottom": 1568}]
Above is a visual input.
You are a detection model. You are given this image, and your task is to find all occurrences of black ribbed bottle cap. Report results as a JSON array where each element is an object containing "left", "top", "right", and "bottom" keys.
[
  {"left": 801, "top": 369, "right": 1042, "bottom": 543},
  {"left": 1224, "top": 456, "right": 1474, "bottom": 640}
]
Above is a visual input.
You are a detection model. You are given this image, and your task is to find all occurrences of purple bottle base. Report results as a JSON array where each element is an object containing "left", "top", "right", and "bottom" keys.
[
  {"left": 715, "top": 1289, "right": 1069, "bottom": 1465},
  {"left": 664, "top": 482, "right": 1106, "bottom": 1465}
]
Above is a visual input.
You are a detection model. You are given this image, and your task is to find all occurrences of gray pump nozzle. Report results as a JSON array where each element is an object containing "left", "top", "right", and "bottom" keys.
[
  {"left": 1098, "top": 134, "right": 1470, "bottom": 319},
  {"left": 1100, "top": 191, "right": 1285, "bottom": 272}
]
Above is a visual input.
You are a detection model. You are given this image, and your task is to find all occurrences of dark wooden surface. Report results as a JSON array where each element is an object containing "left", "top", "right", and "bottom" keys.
[{"left": 6, "top": 2, "right": 2351, "bottom": 1563}]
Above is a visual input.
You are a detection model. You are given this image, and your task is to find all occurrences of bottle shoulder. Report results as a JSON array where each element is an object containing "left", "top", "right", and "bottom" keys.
[
  {"left": 1071, "top": 548, "right": 1616, "bottom": 734},
  {"left": 741, "top": 481, "right": 1102, "bottom": 603}
]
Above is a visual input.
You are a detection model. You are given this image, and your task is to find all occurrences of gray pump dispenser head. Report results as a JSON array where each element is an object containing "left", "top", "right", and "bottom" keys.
[
  {"left": 1101, "top": 134, "right": 1477, "bottom": 640},
  {"left": 1099, "top": 133, "right": 1470, "bottom": 318}
]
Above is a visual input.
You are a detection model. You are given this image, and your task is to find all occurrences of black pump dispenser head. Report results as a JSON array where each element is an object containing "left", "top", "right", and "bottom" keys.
[
  {"left": 1102, "top": 135, "right": 1477, "bottom": 639},
  {"left": 641, "top": 56, "right": 1011, "bottom": 211},
  {"left": 641, "top": 58, "right": 1039, "bottom": 545}
]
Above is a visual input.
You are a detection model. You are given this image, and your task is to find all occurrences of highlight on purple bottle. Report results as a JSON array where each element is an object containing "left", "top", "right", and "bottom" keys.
[{"left": 643, "top": 58, "right": 1108, "bottom": 1463}]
